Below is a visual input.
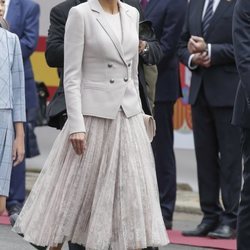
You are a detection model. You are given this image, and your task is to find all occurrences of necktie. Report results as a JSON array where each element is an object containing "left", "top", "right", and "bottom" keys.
[
  {"left": 140, "top": 0, "right": 148, "bottom": 10},
  {"left": 202, "top": 0, "right": 214, "bottom": 36}
]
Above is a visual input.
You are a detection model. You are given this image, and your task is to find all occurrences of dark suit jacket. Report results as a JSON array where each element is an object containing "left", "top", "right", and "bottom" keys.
[
  {"left": 145, "top": 0, "right": 187, "bottom": 102},
  {"left": 124, "top": 0, "right": 162, "bottom": 114},
  {"left": 6, "top": 0, "right": 40, "bottom": 110},
  {"left": 45, "top": 0, "right": 162, "bottom": 125},
  {"left": 232, "top": 0, "right": 250, "bottom": 128},
  {"left": 178, "top": 0, "right": 239, "bottom": 107}
]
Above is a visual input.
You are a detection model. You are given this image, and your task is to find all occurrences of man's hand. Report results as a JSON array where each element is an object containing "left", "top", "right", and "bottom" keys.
[
  {"left": 200, "top": 51, "right": 211, "bottom": 68},
  {"left": 191, "top": 52, "right": 211, "bottom": 68},
  {"left": 188, "top": 36, "right": 207, "bottom": 54},
  {"left": 139, "top": 40, "right": 147, "bottom": 54},
  {"left": 69, "top": 132, "right": 86, "bottom": 155}
]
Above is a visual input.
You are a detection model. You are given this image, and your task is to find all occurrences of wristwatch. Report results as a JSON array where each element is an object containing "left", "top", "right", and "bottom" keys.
[{"left": 140, "top": 42, "right": 149, "bottom": 55}]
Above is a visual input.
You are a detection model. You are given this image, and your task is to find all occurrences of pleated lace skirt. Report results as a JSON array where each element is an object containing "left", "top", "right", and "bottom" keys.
[{"left": 13, "top": 111, "right": 168, "bottom": 249}]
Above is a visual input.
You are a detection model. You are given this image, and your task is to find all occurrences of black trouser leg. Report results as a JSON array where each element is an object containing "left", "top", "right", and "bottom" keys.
[
  {"left": 213, "top": 107, "right": 241, "bottom": 228},
  {"left": 191, "top": 103, "right": 222, "bottom": 225},
  {"left": 152, "top": 101, "right": 176, "bottom": 222},
  {"left": 237, "top": 128, "right": 250, "bottom": 250}
]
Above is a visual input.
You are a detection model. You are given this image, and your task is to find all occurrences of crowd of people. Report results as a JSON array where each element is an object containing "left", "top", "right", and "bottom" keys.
[{"left": 0, "top": 0, "right": 250, "bottom": 249}]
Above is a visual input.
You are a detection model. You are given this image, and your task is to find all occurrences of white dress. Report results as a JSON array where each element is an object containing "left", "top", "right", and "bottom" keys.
[{"left": 13, "top": 7, "right": 169, "bottom": 250}]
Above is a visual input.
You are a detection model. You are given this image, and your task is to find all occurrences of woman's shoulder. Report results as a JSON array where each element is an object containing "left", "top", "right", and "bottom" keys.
[
  {"left": 68, "top": 1, "right": 90, "bottom": 17},
  {"left": 0, "top": 28, "right": 18, "bottom": 43},
  {"left": 120, "top": 1, "right": 139, "bottom": 18}
]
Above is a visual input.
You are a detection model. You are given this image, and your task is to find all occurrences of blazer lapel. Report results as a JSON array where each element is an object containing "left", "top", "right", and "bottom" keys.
[
  {"left": 205, "top": 0, "right": 232, "bottom": 38},
  {"left": 119, "top": 3, "right": 130, "bottom": 47},
  {"left": 144, "top": 0, "right": 159, "bottom": 16},
  {"left": 89, "top": 0, "right": 127, "bottom": 65}
]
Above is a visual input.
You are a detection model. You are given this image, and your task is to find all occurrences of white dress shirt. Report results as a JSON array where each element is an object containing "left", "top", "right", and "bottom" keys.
[
  {"left": 202, "top": 0, "right": 220, "bottom": 18},
  {"left": 3, "top": 0, "right": 10, "bottom": 18},
  {"left": 188, "top": 0, "right": 221, "bottom": 69}
]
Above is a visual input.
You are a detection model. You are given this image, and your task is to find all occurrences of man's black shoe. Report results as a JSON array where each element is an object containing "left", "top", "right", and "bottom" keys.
[
  {"left": 207, "top": 225, "right": 236, "bottom": 239},
  {"left": 9, "top": 213, "right": 19, "bottom": 227},
  {"left": 7, "top": 203, "right": 22, "bottom": 216},
  {"left": 164, "top": 219, "right": 173, "bottom": 230},
  {"left": 182, "top": 223, "right": 217, "bottom": 237}
]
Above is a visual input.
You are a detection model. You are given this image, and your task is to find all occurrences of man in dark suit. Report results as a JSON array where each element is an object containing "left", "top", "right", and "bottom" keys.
[
  {"left": 5, "top": 0, "right": 40, "bottom": 215},
  {"left": 143, "top": 0, "right": 187, "bottom": 230},
  {"left": 45, "top": 0, "right": 161, "bottom": 250},
  {"left": 178, "top": 0, "right": 242, "bottom": 239},
  {"left": 232, "top": 0, "right": 250, "bottom": 248},
  {"left": 46, "top": 0, "right": 162, "bottom": 130}
]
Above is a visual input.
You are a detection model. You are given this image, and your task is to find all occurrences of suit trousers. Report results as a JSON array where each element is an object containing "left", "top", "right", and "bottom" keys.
[
  {"left": 237, "top": 128, "right": 250, "bottom": 250},
  {"left": 191, "top": 89, "right": 242, "bottom": 228},
  {"left": 152, "top": 101, "right": 176, "bottom": 222},
  {"left": 7, "top": 160, "right": 26, "bottom": 207}
]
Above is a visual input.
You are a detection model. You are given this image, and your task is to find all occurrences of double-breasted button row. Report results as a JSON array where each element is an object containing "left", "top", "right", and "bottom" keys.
[
  {"left": 107, "top": 62, "right": 130, "bottom": 84},
  {"left": 108, "top": 63, "right": 131, "bottom": 68},
  {"left": 109, "top": 78, "right": 128, "bottom": 84}
]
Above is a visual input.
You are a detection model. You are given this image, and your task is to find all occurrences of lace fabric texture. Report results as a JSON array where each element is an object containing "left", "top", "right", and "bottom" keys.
[{"left": 13, "top": 112, "right": 169, "bottom": 249}]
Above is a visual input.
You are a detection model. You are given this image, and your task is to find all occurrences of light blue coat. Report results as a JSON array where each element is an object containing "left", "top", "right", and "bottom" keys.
[{"left": 0, "top": 27, "right": 26, "bottom": 122}]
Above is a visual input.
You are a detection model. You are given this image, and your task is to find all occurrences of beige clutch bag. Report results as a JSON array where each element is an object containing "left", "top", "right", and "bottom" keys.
[{"left": 143, "top": 114, "right": 156, "bottom": 142}]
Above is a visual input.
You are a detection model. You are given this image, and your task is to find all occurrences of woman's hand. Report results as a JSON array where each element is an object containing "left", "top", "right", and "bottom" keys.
[
  {"left": 13, "top": 122, "right": 25, "bottom": 167},
  {"left": 69, "top": 132, "right": 86, "bottom": 155},
  {"left": 12, "top": 135, "right": 25, "bottom": 167}
]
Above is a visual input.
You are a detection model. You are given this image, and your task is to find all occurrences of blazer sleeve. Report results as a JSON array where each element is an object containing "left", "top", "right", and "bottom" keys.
[
  {"left": 178, "top": 1, "right": 192, "bottom": 68},
  {"left": 159, "top": 0, "right": 187, "bottom": 61},
  {"left": 64, "top": 7, "right": 85, "bottom": 134},
  {"left": 233, "top": 0, "right": 250, "bottom": 104},
  {"left": 20, "top": 2, "right": 40, "bottom": 60},
  {"left": 140, "top": 28, "right": 163, "bottom": 65},
  {"left": 132, "top": 9, "right": 143, "bottom": 112},
  {"left": 45, "top": 5, "right": 66, "bottom": 68},
  {"left": 126, "top": 0, "right": 162, "bottom": 65},
  {"left": 12, "top": 35, "right": 26, "bottom": 122},
  {"left": 210, "top": 44, "right": 235, "bottom": 66}
]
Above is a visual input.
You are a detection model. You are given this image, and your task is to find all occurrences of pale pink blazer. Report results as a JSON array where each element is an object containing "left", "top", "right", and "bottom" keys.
[{"left": 64, "top": 0, "right": 142, "bottom": 134}]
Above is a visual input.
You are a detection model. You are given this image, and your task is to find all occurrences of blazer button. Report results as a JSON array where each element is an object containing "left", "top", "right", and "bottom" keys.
[
  {"left": 124, "top": 77, "right": 128, "bottom": 82},
  {"left": 110, "top": 79, "right": 115, "bottom": 84},
  {"left": 108, "top": 63, "right": 113, "bottom": 68},
  {"left": 127, "top": 63, "right": 131, "bottom": 67}
]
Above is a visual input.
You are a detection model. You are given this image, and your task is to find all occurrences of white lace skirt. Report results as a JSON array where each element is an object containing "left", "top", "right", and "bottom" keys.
[{"left": 13, "top": 111, "right": 169, "bottom": 249}]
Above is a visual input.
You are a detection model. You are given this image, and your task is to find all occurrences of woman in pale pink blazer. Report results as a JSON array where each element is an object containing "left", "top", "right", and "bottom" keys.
[{"left": 13, "top": 0, "right": 168, "bottom": 249}]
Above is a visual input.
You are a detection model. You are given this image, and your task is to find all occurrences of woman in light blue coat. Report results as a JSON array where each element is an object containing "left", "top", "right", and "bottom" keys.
[{"left": 0, "top": 1, "right": 26, "bottom": 215}]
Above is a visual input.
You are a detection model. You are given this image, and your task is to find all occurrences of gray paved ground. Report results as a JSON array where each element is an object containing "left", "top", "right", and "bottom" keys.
[{"left": 0, "top": 212, "right": 216, "bottom": 250}]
